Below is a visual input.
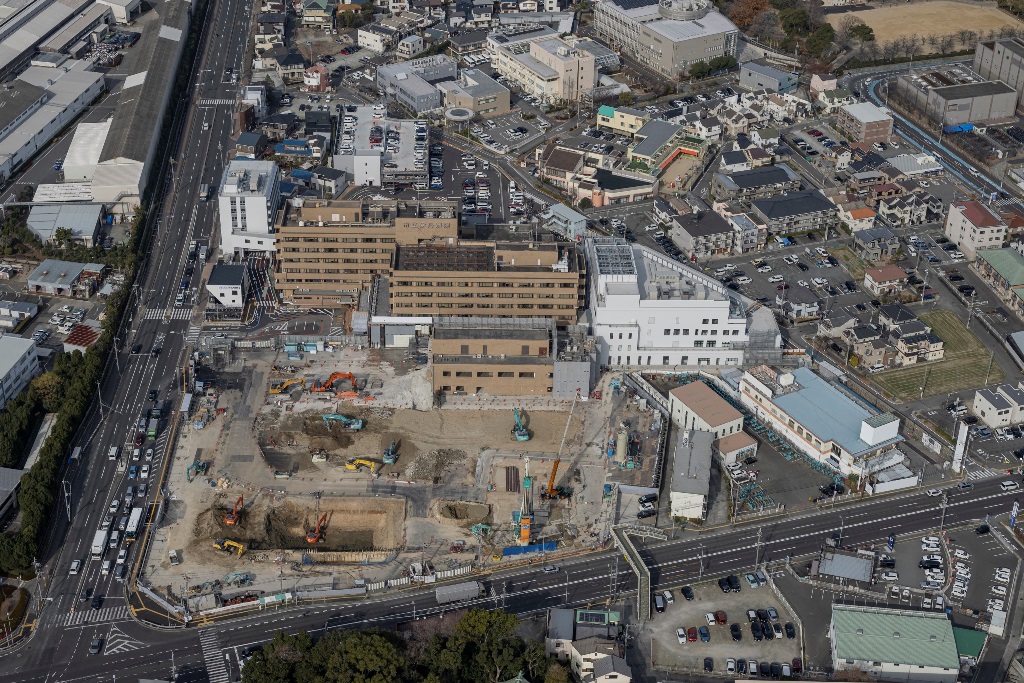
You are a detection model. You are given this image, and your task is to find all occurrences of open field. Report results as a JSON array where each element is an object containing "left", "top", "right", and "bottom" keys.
[
  {"left": 826, "top": 1, "right": 1024, "bottom": 45},
  {"left": 874, "top": 310, "right": 1003, "bottom": 400}
]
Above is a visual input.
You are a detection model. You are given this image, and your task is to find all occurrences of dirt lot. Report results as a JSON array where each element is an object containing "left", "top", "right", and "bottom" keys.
[
  {"left": 826, "top": 1, "right": 1024, "bottom": 45},
  {"left": 188, "top": 493, "right": 405, "bottom": 562},
  {"left": 258, "top": 405, "right": 579, "bottom": 484}
]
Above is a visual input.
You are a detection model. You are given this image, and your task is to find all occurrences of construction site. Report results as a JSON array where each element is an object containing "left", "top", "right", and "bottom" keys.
[{"left": 141, "top": 343, "right": 670, "bottom": 613}]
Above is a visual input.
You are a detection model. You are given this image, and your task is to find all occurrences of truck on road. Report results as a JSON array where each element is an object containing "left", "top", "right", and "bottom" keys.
[
  {"left": 91, "top": 528, "right": 110, "bottom": 559},
  {"left": 435, "top": 581, "right": 483, "bottom": 605},
  {"left": 147, "top": 418, "right": 158, "bottom": 439}
]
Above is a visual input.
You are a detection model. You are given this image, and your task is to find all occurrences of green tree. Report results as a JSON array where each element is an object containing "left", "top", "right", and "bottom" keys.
[
  {"left": 30, "top": 372, "right": 64, "bottom": 413},
  {"left": 577, "top": 197, "right": 592, "bottom": 210},
  {"left": 779, "top": 6, "right": 810, "bottom": 36},
  {"left": 850, "top": 23, "right": 875, "bottom": 42},
  {"left": 522, "top": 640, "right": 550, "bottom": 682},
  {"left": 688, "top": 60, "right": 710, "bottom": 79},
  {"left": 806, "top": 23, "right": 836, "bottom": 56},
  {"left": 326, "top": 631, "right": 407, "bottom": 683},
  {"left": 617, "top": 91, "right": 633, "bottom": 106}
]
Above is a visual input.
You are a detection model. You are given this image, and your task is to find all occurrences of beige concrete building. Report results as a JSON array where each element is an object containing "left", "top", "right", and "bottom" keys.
[
  {"left": 668, "top": 380, "right": 743, "bottom": 440},
  {"left": 430, "top": 317, "right": 595, "bottom": 398},
  {"left": 390, "top": 241, "right": 584, "bottom": 323},
  {"left": 490, "top": 27, "right": 596, "bottom": 104},
  {"left": 275, "top": 199, "right": 459, "bottom": 307},
  {"left": 836, "top": 102, "right": 893, "bottom": 145},
  {"left": 595, "top": 105, "right": 648, "bottom": 136},
  {"left": 437, "top": 69, "right": 511, "bottom": 117}
]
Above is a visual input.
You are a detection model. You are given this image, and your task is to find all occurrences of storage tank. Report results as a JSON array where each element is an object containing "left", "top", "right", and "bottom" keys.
[{"left": 615, "top": 430, "right": 628, "bottom": 464}]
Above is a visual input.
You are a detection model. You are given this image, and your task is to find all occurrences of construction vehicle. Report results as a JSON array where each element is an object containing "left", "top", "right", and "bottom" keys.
[
  {"left": 382, "top": 440, "right": 398, "bottom": 465},
  {"left": 471, "top": 523, "right": 490, "bottom": 537},
  {"left": 344, "top": 458, "right": 379, "bottom": 473},
  {"left": 213, "top": 539, "right": 244, "bottom": 556},
  {"left": 269, "top": 378, "right": 305, "bottom": 395},
  {"left": 310, "top": 372, "right": 359, "bottom": 393},
  {"left": 310, "top": 448, "right": 328, "bottom": 463},
  {"left": 518, "top": 458, "right": 533, "bottom": 545},
  {"left": 543, "top": 395, "right": 577, "bottom": 501},
  {"left": 511, "top": 407, "right": 530, "bottom": 442},
  {"left": 435, "top": 581, "right": 483, "bottom": 605},
  {"left": 306, "top": 513, "right": 328, "bottom": 543},
  {"left": 224, "top": 495, "right": 243, "bottom": 525},
  {"left": 322, "top": 414, "right": 364, "bottom": 431},
  {"left": 186, "top": 460, "right": 208, "bottom": 482}
]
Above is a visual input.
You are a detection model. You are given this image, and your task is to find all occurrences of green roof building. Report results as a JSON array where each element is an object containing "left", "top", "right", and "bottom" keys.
[{"left": 830, "top": 605, "right": 960, "bottom": 683}]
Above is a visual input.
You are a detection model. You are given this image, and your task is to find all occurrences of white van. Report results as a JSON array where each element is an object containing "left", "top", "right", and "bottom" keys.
[
  {"left": 101, "top": 560, "right": 112, "bottom": 576},
  {"left": 108, "top": 446, "right": 120, "bottom": 461}
]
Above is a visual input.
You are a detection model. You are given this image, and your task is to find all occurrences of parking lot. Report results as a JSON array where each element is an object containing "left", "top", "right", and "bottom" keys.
[
  {"left": 474, "top": 111, "right": 550, "bottom": 151},
  {"left": 646, "top": 576, "right": 802, "bottom": 677}
]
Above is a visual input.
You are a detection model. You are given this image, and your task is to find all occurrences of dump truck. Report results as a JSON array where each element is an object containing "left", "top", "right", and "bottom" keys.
[
  {"left": 435, "top": 581, "right": 483, "bottom": 605},
  {"left": 91, "top": 528, "right": 110, "bottom": 560}
]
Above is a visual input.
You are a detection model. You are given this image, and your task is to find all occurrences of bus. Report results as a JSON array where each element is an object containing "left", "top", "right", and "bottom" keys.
[
  {"left": 125, "top": 507, "right": 144, "bottom": 543},
  {"left": 199, "top": 183, "right": 210, "bottom": 201}
]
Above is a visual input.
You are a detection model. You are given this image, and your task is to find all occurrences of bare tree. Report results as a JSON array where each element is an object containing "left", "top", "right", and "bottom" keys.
[
  {"left": 904, "top": 33, "right": 921, "bottom": 59},
  {"left": 882, "top": 39, "right": 901, "bottom": 62},
  {"left": 836, "top": 15, "right": 865, "bottom": 48},
  {"left": 939, "top": 34, "right": 957, "bottom": 55},
  {"left": 865, "top": 39, "right": 881, "bottom": 62},
  {"left": 926, "top": 34, "right": 940, "bottom": 54},
  {"left": 958, "top": 29, "right": 979, "bottom": 49}
]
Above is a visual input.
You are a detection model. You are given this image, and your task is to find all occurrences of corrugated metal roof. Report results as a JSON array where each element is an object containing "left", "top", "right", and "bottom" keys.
[
  {"left": 831, "top": 605, "right": 959, "bottom": 670},
  {"left": 64, "top": 119, "right": 111, "bottom": 178}
]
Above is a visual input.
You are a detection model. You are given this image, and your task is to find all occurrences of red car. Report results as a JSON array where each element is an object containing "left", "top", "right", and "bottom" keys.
[
  {"left": 808, "top": 129, "right": 822, "bottom": 137},
  {"left": 715, "top": 611, "right": 727, "bottom": 625},
  {"left": 687, "top": 627, "right": 698, "bottom": 642},
  {"left": 134, "top": 432, "right": 144, "bottom": 447},
  {"left": 792, "top": 658, "right": 802, "bottom": 674}
]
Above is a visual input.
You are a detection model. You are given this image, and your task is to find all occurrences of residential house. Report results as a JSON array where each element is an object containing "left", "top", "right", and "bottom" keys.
[
  {"left": 570, "top": 637, "right": 619, "bottom": 681},
  {"left": 260, "top": 112, "right": 299, "bottom": 141},
  {"left": 235, "top": 132, "right": 268, "bottom": 159},
  {"left": 840, "top": 206, "right": 877, "bottom": 232},
  {"left": 817, "top": 310, "right": 856, "bottom": 339},
  {"left": 397, "top": 35, "right": 426, "bottom": 59},
  {"left": 710, "top": 164, "right": 801, "bottom": 202},
  {"left": 818, "top": 88, "right": 854, "bottom": 114},
  {"left": 778, "top": 286, "right": 820, "bottom": 322},
  {"left": 596, "top": 105, "right": 647, "bottom": 137},
  {"left": 974, "top": 383, "right": 1024, "bottom": 428},
  {"left": 975, "top": 247, "right": 1024, "bottom": 318},
  {"left": 877, "top": 194, "right": 929, "bottom": 227},
  {"left": 894, "top": 331, "right": 944, "bottom": 366},
  {"left": 944, "top": 200, "right": 1007, "bottom": 261},
  {"left": 852, "top": 225, "right": 899, "bottom": 262},
  {"left": 303, "top": 64, "right": 330, "bottom": 92},
  {"left": 853, "top": 338, "right": 894, "bottom": 369},
  {"left": 877, "top": 303, "right": 917, "bottom": 330},
  {"left": 863, "top": 265, "right": 908, "bottom": 297},
  {"left": 750, "top": 127, "right": 779, "bottom": 148},
  {"left": 278, "top": 52, "right": 307, "bottom": 82},
  {"left": 301, "top": 0, "right": 335, "bottom": 25},
  {"left": 750, "top": 189, "right": 839, "bottom": 235},
  {"left": 809, "top": 72, "right": 838, "bottom": 99},
  {"left": 273, "top": 135, "right": 328, "bottom": 163}
]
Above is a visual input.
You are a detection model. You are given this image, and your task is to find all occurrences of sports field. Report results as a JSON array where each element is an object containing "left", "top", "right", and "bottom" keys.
[
  {"left": 826, "top": 1, "right": 1024, "bottom": 45},
  {"left": 873, "top": 310, "right": 1003, "bottom": 401}
]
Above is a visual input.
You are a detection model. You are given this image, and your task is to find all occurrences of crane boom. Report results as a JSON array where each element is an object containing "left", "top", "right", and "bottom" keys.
[{"left": 547, "top": 396, "right": 578, "bottom": 497}]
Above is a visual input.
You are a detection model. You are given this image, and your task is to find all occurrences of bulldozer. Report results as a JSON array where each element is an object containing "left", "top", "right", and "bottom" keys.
[
  {"left": 382, "top": 440, "right": 398, "bottom": 465},
  {"left": 224, "top": 495, "right": 243, "bottom": 525},
  {"left": 306, "top": 513, "right": 328, "bottom": 543},
  {"left": 322, "top": 414, "right": 364, "bottom": 431},
  {"left": 344, "top": 458, "right": 379, "bottom": 473},
  {"left": 269, "top": 378, "right": 305, "bottom": 395},
  {"left": 186, "top": 460, "right": 208, "bottom": 483},
  {"left": 310, "top": 372, "right": 360, "bottom": 394},
  {"left": 213, "top": 539, "right": 244, "bottom": 556}
]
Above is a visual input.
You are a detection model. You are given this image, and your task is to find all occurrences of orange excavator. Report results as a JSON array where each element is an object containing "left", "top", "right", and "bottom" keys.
[
  {"left": 306, "top": 513, "right": 328, "bottom": 543},
  {"left": 224, "top": 495, "right": 243, "bottom": 525},
  {"left": 310, "top": 372, "right": 358, "bottom": 393}
]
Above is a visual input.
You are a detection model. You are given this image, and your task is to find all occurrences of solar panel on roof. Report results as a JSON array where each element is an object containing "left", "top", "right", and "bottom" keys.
[{"left": 611, "top": 0, "right": 657, "bottom": 9}]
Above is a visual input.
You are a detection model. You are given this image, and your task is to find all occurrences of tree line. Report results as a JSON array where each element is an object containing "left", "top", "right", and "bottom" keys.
[{"left": 241, "top": 609, "right": 575, "bottom": 683}]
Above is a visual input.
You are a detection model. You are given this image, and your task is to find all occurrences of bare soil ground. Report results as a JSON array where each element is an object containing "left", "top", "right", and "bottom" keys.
[
  {"left": 826, "top": 1, "right": 1024, "bottom": 45},
  {"left": 258, "top": 405, "right": 578, "bottom": 485},
  {"left": 188, "top": 494, "right": 405, "bottom": 563}
]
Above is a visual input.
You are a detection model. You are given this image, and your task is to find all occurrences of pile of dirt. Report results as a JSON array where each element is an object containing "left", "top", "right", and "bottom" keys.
[
  {"left": 407, "top": 448, "right": 467, "bottom": 484},
  {"left": 436, "top": 500, "right": 490, "bottom": 522}
]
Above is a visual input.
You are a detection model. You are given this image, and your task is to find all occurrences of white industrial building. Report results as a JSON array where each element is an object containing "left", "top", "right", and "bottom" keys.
[
  {"left": 0, "top": 58, "right": 105, "bottom": 184},
  {"left": 96, "top": 0, "right": 141, "bottom": 23},
  {"left": 585, "top": 238, "right": 780, "bottom": 368},
  {"left": 218, "top": 160, "right": 281, "bottom": 257},
  {"left": 669, "top": 429, "right": 712, "bottom": 520},
  {"left": 739, "top": 365, "right": 903, "bottom": 475},
  {"left": 830, "top": 605, "right": 959, "bottom": 683},
  {"left": 668, "top": 380, "right": 743, "bottom": 439},
  {"left": 62, "top": 119, "right": 112, "bottom": 182},
  {"left": 0, "top": 336, "right": 39, "bottom": 411}
]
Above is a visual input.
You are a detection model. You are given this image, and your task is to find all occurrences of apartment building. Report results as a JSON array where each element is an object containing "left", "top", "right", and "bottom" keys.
[
  {"left": 974, "top": 37, "right": 1024, "bottom": 111},
  {"left": 944, "top": 200, "right": 1007, "bottom": 260},
  {"left": 749, "top": 189, "right": 839, "bottom": 235},
  {"left": 836, "top": 102, "right": 893, "bottom": 145},
  {"left": 0, "top": 337, "right": 39, "bottom": 411},
  {"left": 218, "top": 160, "right": 282, "bottom": 257},
  {"left": 710, "top": 164, "right": 802, "bottom": 202},
  {"left": 739, "top": 365, "right": 903, "bottom": 475},
  {"left": 595, "top": 105, "right": 648, "bottom": 136},
  {"left": 489, "top": 27, "right": 596, "bottom": 104},
  {"left": 430, "top": 317, "right": 595, "bottom": 398},
  {"left": 275, "top": 199, "right": 460, "bottom": 307},
  {"left": 390, "top": 241, "right": 584, "bottom": 323},
  {"left": 593, "top": 0, "right": 738, "bottom": 79}
]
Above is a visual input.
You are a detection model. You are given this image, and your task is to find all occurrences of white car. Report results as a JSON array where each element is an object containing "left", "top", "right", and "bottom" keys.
[
  {"left": 757, "top": 265, "right": 773, "bottom": 273},
  {"left": 1001, "top": 481, "right": 1020, "bottom": 492},
  {"left": 797, "top": 280, "right": 809, "bottom": 287},
  {"left": 676, "top": 628, "right": 687, "bottom": 644},
  {"left": 921, "top": 543, "right": 940, "bottom": 553},
  {"left": 954, "top": 549, "right": 970, "bottom": 561},
  {"left": 881, "top": 571, "right": 898, "bottom": 582},
  {"left": 988, "top": 599, "right": 1005, "bottom": 611},
  {"left": 644, "top": 224, "right": 660, "bottom": 232},
  {"left": 955, "top": 569, "right": 972, "bottom": 580},
  {"left": 922, "top": 536, "right": 940, "bottom": 545},
  {"left": 735, "top": 276, "right": 752, "bottom": 284},
  {"left": 140, "top": 465, "right": 150, "bottom": 479},
  {"left": 767, "top": 275, "right": 784, "bottom": 283},
  {"left": 69, "top": 559, "right": 81, "bottom": 575},
  {"left": 994, "top": 573, "right": 1010, "bottom": 585},
  {"left": 116, "top": 548, "right": 128, "bottom": 565},
  {"left": 992, "top": 585, "right": 1007, "bottom": 596},
  {"left": 925, "top": 489, "right": 941, "bottom": 496}
]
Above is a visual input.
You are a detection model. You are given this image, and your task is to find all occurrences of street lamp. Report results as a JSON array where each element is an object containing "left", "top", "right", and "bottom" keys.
[{"left": 564, "top": 569, "right": 570, "bottom": 604}]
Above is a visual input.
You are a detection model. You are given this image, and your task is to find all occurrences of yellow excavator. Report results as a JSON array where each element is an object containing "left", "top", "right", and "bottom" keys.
[
  {"left": 213, "top": 538, "right": 244, "bottom": 556},
  {"left": 344, "top": 458, "right": 379, "bottom": 473},
  {"left": 269, "top": 378, "right": 305, "bottom": 395}
]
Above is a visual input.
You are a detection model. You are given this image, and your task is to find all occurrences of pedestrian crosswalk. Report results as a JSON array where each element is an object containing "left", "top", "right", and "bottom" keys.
[
  {"left": 200, "top": 630, "right": 230, "bottom": 683},
  {"left": 198, "top": 98, "right": 235, "bottom": 106},
  {"left": 186, "top": 326, "right": 202, "bottom": 344},
  {"left": 966, "top": 466, "right": 999, "bottom": 481},
  {"left": 63, "top": 605, "right": 130, "bottom": 626},
  {"left": 143, "top": 308, "right": 193, "bottom": 320}
]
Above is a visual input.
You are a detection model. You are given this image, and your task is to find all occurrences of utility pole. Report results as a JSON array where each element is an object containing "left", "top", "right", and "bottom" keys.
[
  {"left": 62, "top": 479, "right": 71, "bottom": 522},
  {"left": 698, "top": 544, "right": 705, "bottom": 579},
  {"left": 754, "top": 527, "right": 762, "bottom": 568},
  {"left": 96, "top": 380, "right": 106, "bottom": 420},
  {"left": 939, "top": 492, "right": 948, "bottom": 536}
]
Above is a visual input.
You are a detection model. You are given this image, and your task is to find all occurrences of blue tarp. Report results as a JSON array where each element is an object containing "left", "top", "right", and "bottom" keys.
[{"left": 502, "top": 542, "right": 557, "bottom": 557}]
